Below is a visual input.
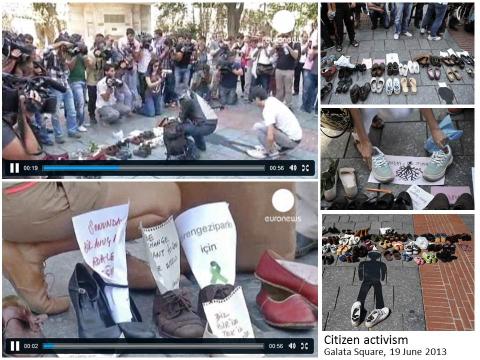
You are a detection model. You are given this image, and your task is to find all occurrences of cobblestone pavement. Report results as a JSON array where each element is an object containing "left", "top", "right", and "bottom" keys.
[
  {"left": 321, "top": 108, "right": 474, "bottom": 208},
  {"left": 322, "top": 214, "right": 473, "bottom": 331},
  {"left": 321, "top": 10, "right": 475, "bottom": 105}
]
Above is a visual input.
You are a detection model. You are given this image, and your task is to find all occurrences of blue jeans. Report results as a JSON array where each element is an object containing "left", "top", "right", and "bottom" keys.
[
  {"left": 394, "top": 3, "right": 412, "bottom": 34},
  {"left": 255, "top": 73, "right": 271, "bottom": 93},
  {"left": 33, "top": 112, "right": 51, "bottom": 144},
  {"left": 163, "top": 72, "right": 176, "bottom": 104},
  {"left": 115, "top": 81, "right": 133, "bottom": 110},
  {"left": 421, "top": 3, "right": 448, "bottom": 36},
  {"left": 174, "top": 66, "right": 190, "bottom": 95},
  {"left": 51, "top": 86, "right": 78, "bottom": 138},
  {"left": 301, "top": 71, "right": 318, "bottom": 113},
  {"left": 70, "top": 81, "right": 86, "bottom": 127},
  {"left": 141, "top": 91, "right": 163, "bottom": 117}
]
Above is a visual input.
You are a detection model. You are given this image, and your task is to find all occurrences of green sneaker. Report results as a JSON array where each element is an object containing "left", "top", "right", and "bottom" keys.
[
  {"left": 372, "top": 147, "right": 394, "bottom": 183},
  {"left": 423, "top": 145, "right": 453, "bottom": 182}
]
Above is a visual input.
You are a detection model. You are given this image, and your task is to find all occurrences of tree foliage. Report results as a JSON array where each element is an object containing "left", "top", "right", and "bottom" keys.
[{"left": 32, "top": 3, "right": 64, "bottom": 45}]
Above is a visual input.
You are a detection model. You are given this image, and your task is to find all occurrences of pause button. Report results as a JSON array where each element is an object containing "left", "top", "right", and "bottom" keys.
[
  {"left": 9, "top": 163, "right": 20, "bottom": 174},
  {"left": 10, "top": 340, "right": 20, "bottom": 352}
]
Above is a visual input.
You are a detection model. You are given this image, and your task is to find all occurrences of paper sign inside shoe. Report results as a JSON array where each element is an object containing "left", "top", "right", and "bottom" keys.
[
  {"left": 276, "top": 260, "right": 318, "bottom": 285},
  {"left": 141, "top": 216, "right": 180, "bottom": 293},
  {"left": 406, "top": 185, "right": 435, "bottom": 210},
  {"left": 202, "top": 286, "right": 254, "bottom": 338}
]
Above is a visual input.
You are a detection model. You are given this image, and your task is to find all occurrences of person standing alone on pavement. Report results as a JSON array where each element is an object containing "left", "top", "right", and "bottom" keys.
[{"left": 328, "top": 3, "right": 360, "bottom": 52}]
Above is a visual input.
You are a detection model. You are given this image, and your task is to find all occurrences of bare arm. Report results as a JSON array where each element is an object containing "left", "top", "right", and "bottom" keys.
[{"left": 421, "top": 108, "right": 447, "bottom": 147}]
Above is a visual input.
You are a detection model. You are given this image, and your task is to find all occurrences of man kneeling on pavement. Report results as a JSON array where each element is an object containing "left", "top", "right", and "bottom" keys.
[
  {"left": 96, "top": 63, "right": 131, "bottom": 124},
  {"left": 247, "top": 86, "right": 302, "bottom": 159}
]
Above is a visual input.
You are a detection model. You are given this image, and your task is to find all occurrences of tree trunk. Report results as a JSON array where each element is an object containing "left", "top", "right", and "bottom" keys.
[{"left": 225, "top": 3, "right": 244, "bottom": 37}]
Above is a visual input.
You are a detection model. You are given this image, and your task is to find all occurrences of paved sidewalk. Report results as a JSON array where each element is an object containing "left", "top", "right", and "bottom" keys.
[
  {"left": 2, "top": 240, "right": 317, "bottom": 357},
  {"left": 322, "top": 214, "right": 474, "bottom": 331},
  {"left": 321, "top": 13, "right": 475, "bottom": 105},
  {"left": 41, "top": 89, "right": 317, "bottom": 165},
  {"left": 413, "top": 214, "right": 474, "bottom": 330},
  {"left": 320, "top": 108, "right": 474, "bottom": 207}
]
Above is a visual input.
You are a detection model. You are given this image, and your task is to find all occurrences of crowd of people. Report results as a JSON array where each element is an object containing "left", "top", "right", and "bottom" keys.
[
  {"left": 3, "top": 24, "right": 318, "bottom": 160},
  {"left": 321, "top": 3, "right": 474, "bottom": 52}
]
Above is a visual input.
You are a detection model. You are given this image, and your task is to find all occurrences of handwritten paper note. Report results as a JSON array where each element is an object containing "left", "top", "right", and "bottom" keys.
[
  {"left": 202, "top": 286, "right": 254, "bottom": 338},
  {"left": 72, "top": 203, "right": 132, "bottom": 323},
  {"left": 407, "top": 185, "right": 435, "bottom": 210},
  {"left": 175, "top": 202, "right": 237, "bottom": 289},
  {"left": 368, "top": 155, "right": 445, "bottom": 186},
  {"left": 141, "top": 216, "right": 180, "bottom": 293}
]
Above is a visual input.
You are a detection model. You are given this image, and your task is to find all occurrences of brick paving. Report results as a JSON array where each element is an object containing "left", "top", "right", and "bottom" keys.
[{"left": 413, "top": 214, "right": 474, "bottom": 331}]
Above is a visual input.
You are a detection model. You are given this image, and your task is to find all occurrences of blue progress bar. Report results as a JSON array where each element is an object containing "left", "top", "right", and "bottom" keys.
[
  {"left": 43, "top": 165, "right": 120, "bottom": 171},
  {"left": 43, "top": 343, "right": 55, "bottom": 349}
]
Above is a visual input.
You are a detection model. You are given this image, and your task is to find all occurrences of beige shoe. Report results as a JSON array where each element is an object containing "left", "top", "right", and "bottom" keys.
[{"left": 339, "top": 167, "right": 358, "bottom": 198}]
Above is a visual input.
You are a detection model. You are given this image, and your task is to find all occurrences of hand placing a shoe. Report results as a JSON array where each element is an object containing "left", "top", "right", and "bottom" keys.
[{"left": 357, "top": 140, "right": 373, "bottom": 170}]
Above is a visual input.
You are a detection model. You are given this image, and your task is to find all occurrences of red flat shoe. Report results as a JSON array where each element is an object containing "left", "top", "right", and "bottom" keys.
[
  {"left": 255, "top": 250, "right": 318, "bottom": 308},
  {"left": 256, "top": 286, "right": 316, "bottom": 329}
]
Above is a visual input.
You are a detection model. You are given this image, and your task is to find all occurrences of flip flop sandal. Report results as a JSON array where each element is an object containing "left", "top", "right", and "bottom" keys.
[
  {"left": 393, "top": 77, "right": 401, "bottom": 95},
  {"left": 400, "top": 77, "right": 409, "bottom": 93},
  {"left": 376, "top": 77, "right": 385, "bottom": 93},
  {"left": 427, "top": 67, "right": 435, "bottom": 80},
  {"left": 466, "top": 68, "right": 474, "bottom": 77},
  {"left": 434, "top": 68, "right": 441, "bottom": 80},
  {"left": 385, "top": 77, "right": 393, "bottom": 95},
  {"left": 321, "top": 83, "right": 333, "bottom": 99},
  {"left": 383, "top": 250, "right": 393, "bottom": 261},
  {"left": 409, "top": 78, "right": 417, "bottom": 94},
  {"left": 350, "top": 84, "right": 360, "bottom": 103},
  {"left": 414, "top": 256, "right": 425, "bottom": 265},
  {"left": 446, "top": 70, "right": 455, "bottom": 82},
  {"left": 359, "top": 82, "right": 371, "bottom": 101},
  {"left": 402, "top": 252, "right": 413, "bottom": 262},
  {"left": 392, "top": 250, "right": 402, "bottom": 260},
  {"left": 370, "top": 78, "right": 377, "bottom": 93},
  {"left": 453, "top": 68, "right": 462, "bottom": 80}
]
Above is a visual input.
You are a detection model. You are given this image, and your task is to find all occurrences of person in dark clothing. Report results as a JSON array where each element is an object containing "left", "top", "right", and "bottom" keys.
[
  {"left": 367, "top": 3, "right": 389, "bottom": 30},
  {"left": 328, "top": 3, "right": 360, "bottom": 52},
  {"left": 178, "top": 88, "right": 218, "bottom": 151}
]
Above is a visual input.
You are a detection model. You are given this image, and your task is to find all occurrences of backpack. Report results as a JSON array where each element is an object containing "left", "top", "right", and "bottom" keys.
[{"left": 159, "top": 117, "right": 198, "bottom": 160}]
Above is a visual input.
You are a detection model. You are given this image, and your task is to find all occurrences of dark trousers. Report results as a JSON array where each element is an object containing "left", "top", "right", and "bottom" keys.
[
  {"left": 334, "top": 4, "right": 356, "bottom": 45},
  {"left": 413, "top": 3, "right": 425, "bottom": 27},
  {"left": 183, "top": 121, "right": 217, "bottom": 151},
  {"left": 87, "top": 85, "right": 97, "bottom": 118},
  {"left": 293, "top": 62, "right": 304, "bottom": 94}
]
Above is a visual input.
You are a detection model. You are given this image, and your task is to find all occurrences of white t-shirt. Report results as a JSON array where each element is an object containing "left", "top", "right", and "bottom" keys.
[
  {"left": 96, "top": 77, "right": 116, "bottom": 108},
  {"left": 262, "top": 97, "right": 302, "bottom": 141},
  {"left": 137, "top": 49, "right": 152, "bottom": 74}
]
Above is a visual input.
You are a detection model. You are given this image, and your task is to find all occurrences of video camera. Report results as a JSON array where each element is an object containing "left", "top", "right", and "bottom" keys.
[
  {"left": 93, "top": 47, "right": 113, "bottom": 61},
  {"left": 2, "top": 31, "right": 34, "bottom": 63},
  {"left": 106, "top": 77, "right": 124, "bottom": 89},
  {"left": 138, "top": 32, "right": 153, "bottom": 50},
  {"left": 2, "top": 73, "right": 66, "bottom": 114}
]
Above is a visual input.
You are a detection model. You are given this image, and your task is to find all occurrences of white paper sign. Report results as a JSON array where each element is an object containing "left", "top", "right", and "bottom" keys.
[
  {"left": 175, "top": 202, "right": 237, "bottom": 289},
  {"left": 141, "top": 216, "right": 180, "bottom": 293},
  {"left": 202, "top": 286, "right": 254, "bottom": 338},
  {"left": 406, "top": 185, "right": 435, "bottom": 210},
  {"left": 72, "top": 203, "right": 132, "bottom": 323},
  {"left": 368, "top": 155, "right": 444, "bottom": 185}
]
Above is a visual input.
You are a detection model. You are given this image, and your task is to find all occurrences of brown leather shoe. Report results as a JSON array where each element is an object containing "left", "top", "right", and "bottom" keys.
[
  {"left": 2, "top": 241, "right": 70, "bottom": 315},
  {"left": 153, "top": 289, "right": 204, "bottom": 338},
  {"left": 197, "top": 284, "right": 235, "bottom": 323},
  {"left": 126, "top": 253, "right": 156, "bottom": 290}
]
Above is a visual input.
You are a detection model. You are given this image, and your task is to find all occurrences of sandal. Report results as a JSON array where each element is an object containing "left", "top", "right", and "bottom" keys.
[
  {"left": 408, "top": 78, "right": 417, "bottom": 94},
  {"left": 400, "top": 77, "right": 408, "bottom": 93},
  {"left": 446, "top": 69, "right": 455, "bottom": 82},
  {"left": 434, "top": 68, "right": 441, "bottom": 80},
  {"left": 427, "top": 67, "right": 435, "bottom": 80},
  {"left": 453, "top": 68, "right": 462, "bottom": 80}
]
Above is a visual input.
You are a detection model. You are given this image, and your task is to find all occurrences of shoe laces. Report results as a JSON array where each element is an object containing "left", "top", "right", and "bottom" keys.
[
  {"left": 430, "top": 149, "right": 448, "bottom": 165},
  {"left": 163, "top": 290, "right": 192, "bottom": 318},
  {"left": 372, "top": 153, "right": 388, "bottom": 168}
]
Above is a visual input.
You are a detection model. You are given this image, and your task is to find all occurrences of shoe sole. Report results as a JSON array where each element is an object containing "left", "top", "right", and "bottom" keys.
[
  {"left": 264, "top": 319, "right": 317, "bottom": 329},
  {"left": 254, "top": 273, "right": 318, "bottom": 310},
  {"left": 373, "top": 172, "right": 395, "bottom": 183},
  {"left": 423, "top": 156, "right": 453, "bottom": 182}
]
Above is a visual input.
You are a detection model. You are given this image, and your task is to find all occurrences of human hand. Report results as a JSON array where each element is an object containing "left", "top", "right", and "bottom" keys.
[
  {"left": 10, "top": 49, "right": 22, "bottom": 58},
  {"left": 356, "top": 140, "right": 373, "bottom": 170},
  {"left": 431, "top": 128, "right": 447, "bottom": 148}
]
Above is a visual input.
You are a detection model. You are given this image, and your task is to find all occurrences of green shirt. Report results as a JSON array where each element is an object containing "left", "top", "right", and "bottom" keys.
[{"left": 69, "top": 56, "right": 86, "bottom": 82}]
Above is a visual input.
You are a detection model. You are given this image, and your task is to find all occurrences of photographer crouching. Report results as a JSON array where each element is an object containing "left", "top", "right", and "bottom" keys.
[
  {"left": 95, "top": 64, "right": 131, "bottom": 124},
  {"left": 218, "top": 50, "right": 243, "bottom": 106}
]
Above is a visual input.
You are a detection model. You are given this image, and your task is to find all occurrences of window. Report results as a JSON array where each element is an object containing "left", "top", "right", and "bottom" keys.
[{"left": 104, "top": 14, "right": 125, "bottom": 23}]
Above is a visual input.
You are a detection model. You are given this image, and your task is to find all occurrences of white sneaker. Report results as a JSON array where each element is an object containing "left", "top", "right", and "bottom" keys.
[
  {"left": 402, "top": 31, "right": 413, "bottom": 37},
  {"left": 78, "top": 125, "right": 88, "bottom": 132},
  {"left": 420, "top": 28, "right": 426, "bottom": 34},
  {"left": 365, "top": 307, "right": 390, "bottom": 328},
  {"left": 246, "top": 146, "right": 267, "bottom": 159},
  {"left": 428, "top": 35, "right": 442, "bottom": 41},
  {"left": 351, "top": 301, "right": 362, "bottom": 327},
  {"left": 393, "top": 33, "right": 399, "bottom": 40}
]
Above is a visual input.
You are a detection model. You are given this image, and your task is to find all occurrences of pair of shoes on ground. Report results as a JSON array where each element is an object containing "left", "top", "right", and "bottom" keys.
[
  {"left": 351, "top": 302, "right": 390, "bottom": 328},
  {"left": 426, "top": 192, "right": 474, "bottom": 210},
  {"left": 371, "top": 145, "right": 453, "bottom": 183},
  {"left": 255, "top": 250, "right": 317, "bottom": 329}
]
